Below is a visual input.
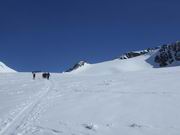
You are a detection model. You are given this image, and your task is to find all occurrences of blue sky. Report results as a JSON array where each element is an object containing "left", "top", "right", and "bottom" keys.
[{"left": 0, "top": 0, "right": 180, "bottom": 72}]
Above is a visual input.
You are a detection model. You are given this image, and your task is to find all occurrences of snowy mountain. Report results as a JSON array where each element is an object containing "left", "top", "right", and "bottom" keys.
[
  {"left": 66, "top": 41, "right": 180, "bottom": 74},
  {"left": 0, "top": 61, "right": 16, "bottom": 73},
  {"left": 66, "top": 61, "right": 89, "bottom": 72},
  {"left": 0, "top": 62, "right": 180, "bottom": 135},
  {"left": 65, "top": 48, "right": 157, "bottom": 75},
  {"left": 1, "top": 42, "right": 180, "bottom": 135},
  {"left": 119, "top": 41, "right": 180, "bottom": 68},
  {"left": 119, "top": 48, "right": 158, "bottom": 60}
]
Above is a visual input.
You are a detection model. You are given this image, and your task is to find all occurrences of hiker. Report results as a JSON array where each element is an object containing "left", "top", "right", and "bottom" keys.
[
  {"left": 42, "top": 73, "right": 47, "bottom": 79},
  {"left": 47, "top": 72, "right": 50, "bottom": 80},
  {"left": 32, "top": 72, "right": 36, "bottom": 80},
  {"left": 42, "top": 72, "right": 50, "bottom": 80}
]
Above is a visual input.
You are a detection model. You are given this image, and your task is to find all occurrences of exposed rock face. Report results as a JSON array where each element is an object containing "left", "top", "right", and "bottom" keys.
[
  {"left": 154, "top": 41, "right": 180, "bottom": 67},
  {"left": 118, "top": 41, "right": 180, "bottom": 67},
  {"left": 66, "top": 61, "right": 88, "bottom": 72},
  {"left": 119, "top": 48, "right": 158, "bottom": 60},
  {"left": 66, "top": 41, "right": 180, "bottom": 72}
]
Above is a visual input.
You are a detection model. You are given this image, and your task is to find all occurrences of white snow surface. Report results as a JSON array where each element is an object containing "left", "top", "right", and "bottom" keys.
[
  {"left": 71, "top": 54, "right": 154, "bottom": 75},
  {"left": 0, "top": 62, "right": 16, "bottom": 73},
  {"left": 0, "top": 55, "right": 180, "bottom": 135}
]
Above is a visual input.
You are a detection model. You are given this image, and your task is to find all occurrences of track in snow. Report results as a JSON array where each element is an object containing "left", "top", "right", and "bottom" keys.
[{"left": 0, "top": 80, "right": 52, "bottom": 135}]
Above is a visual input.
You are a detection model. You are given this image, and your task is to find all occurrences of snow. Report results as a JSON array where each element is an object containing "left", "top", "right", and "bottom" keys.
[
  {"left": 71, "top": 54, "right": 154, "bottom": 75},
  {"left": 0, "top": 55, "right": 180, "bottom": 135},
  {"left": 0, "top": 62, "right": 16, "bottom": 73}
]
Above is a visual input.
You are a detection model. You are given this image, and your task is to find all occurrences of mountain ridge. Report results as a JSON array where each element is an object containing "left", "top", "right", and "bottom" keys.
[{"left": 66, "top": 41, "right": 180, "bottom": 73}]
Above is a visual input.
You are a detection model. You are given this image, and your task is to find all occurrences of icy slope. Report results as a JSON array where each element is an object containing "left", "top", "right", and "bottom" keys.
[
  {"left": 0, "top": 62, "right": 16, "bottom": 73},
  {"left": 70, "top": 54, "right": 154, "bottom": 75},
  {"left": 0, "top": 65, "right": 180, "bottom": 135}
]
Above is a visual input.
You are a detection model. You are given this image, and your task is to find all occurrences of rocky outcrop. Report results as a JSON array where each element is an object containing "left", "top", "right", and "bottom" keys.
[
  {"left": 154, "top": 41, "right": 180, "bottom": 67},
  {"left": 119, "top": 48, "right": 158, "bottom": 60},
  {"left": 66, "top": 61, "right": 88, "bottom": 72}
]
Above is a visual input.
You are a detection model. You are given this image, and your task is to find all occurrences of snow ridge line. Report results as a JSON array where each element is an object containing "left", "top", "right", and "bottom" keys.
[{"left": 0, "top": 81, "right": 52, "bottom": 135}]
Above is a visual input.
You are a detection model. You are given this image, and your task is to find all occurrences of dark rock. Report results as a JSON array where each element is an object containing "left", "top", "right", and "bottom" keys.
[
  {"left": 66, "top": 61, "right": 88, "bottom": 72},
  {"left": 119, "top": 48, "right": 156, "bottom": 60},
  {"left": 154, "top": 41, "right": 180, "bottom": 67}
]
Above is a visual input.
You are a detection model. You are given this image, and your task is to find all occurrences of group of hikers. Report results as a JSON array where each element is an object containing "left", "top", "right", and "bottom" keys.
[{"left": 32, "top": 72, "right": 51, "bottom": 80}]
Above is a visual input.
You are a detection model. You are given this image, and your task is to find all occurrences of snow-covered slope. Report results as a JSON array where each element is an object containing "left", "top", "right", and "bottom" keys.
[
  {"left": 1, "top": 43, "right": 180, "bottom": 135},
  {"left": 68, "top": 41, "right": 180, "bottom": 75},
  {"left": 0, "top": 62, "right": 16, "bottom": 73},
  {"left": 69, "top": 52, "right": 156, "bottom": 75},
  {"left": 0, "top": 67, "right": 180, "bottom": 135}
]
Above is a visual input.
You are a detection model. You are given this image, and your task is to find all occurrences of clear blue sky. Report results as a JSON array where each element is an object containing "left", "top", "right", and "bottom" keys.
[{"left": 0, "top": 0, "right": 180, "bottom": 72}]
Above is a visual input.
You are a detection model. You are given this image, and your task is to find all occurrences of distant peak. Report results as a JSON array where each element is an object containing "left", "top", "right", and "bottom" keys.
[
  {"left": 78, "top": 61, "right": 87, "bottom": 65},
  {"left": 66, "top": 61, "right": 89, "bottom": 72},
  {"left": 0, "top": 61, "right": 16, "bottom": 73},
  {"left": 119, "top": 48, "right": 159, "bottom": 60}
]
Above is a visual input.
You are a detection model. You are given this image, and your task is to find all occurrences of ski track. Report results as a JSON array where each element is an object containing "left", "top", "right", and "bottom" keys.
[
  {"left": 0, "top": 80, "right": 53, "bottom": 135},
  {"left": 0, "top": 72, "right": 180, "bottom": 135}
]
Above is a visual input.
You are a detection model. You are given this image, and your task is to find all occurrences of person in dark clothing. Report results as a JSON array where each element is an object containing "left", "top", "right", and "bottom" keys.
[
  {"left": 42, "top": 73, "right": 46, "bottom": 79},
  {"left": 42, "top": 72, "right": 50, "bottom": 80},
  {"left": 32, "top": 72, "right": 36, "bottom": 80},
  {"left": 47, "top": 72, "right": 50, "bottom": 80}
]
